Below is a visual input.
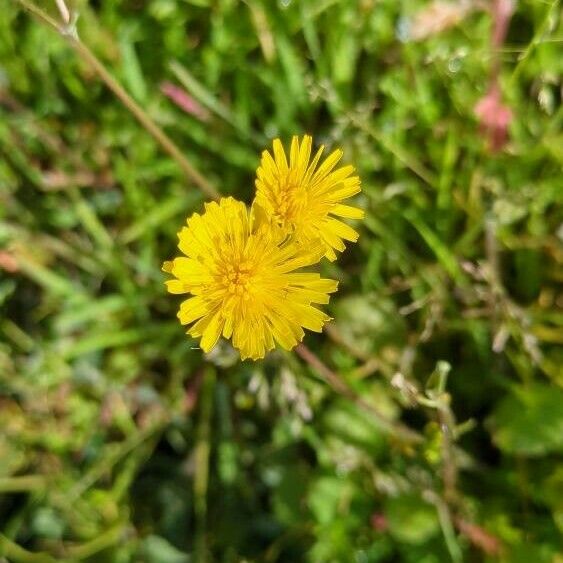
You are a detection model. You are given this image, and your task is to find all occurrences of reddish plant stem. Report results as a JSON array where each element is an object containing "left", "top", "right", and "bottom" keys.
[{"left": 294, "top": 343, "right": 422, "bottom": 444}]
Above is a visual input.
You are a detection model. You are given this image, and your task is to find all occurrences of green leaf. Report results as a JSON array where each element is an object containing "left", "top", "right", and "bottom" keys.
[
  {"left": 332, "top": 294, "right": 406, "bottom": 356},
  {"left": 487, "top": 384, "right": 563, "bottom": 456},
  {"left": 322, "top": 399, "right": 387, "bottom": 453},
  {"left": 385, "top": 494, "right": 440, "bottom": 545},
  {"left": 308, "top": 476, "right": 351, "bottom": 525},
  {"left": 139, "top": 536, "right": 189, "bottom": 563}
]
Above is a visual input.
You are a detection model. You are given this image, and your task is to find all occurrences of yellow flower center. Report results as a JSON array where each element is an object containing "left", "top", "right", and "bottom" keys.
[
  {"left": 218, "top": 259, "right": 256, "bottom": 300},
  {"left": 271, "top": 178, "right": 308, "bottom": 226}
]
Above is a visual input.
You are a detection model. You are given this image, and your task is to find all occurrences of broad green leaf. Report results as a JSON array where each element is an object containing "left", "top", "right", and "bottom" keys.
[
  {"left": 385, "top": 494, "right": 440, "bottom": 545},
  {"left": 487, "top": 384, "right": 563, "bottom": 456}
]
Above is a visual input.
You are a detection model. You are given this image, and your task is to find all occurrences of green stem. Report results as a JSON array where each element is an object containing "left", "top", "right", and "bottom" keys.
[
  {"left": 194, "top": 367, "right": 216, "bottom": 562},
  {"left": 0, "top": 475, "right": 45, "bottom": 493},
  {"left": 0, "top": 534, "right": 58, "bottom": 563},
  {"left": 435, "top": 496, "right": 463, "bottom": 563}
]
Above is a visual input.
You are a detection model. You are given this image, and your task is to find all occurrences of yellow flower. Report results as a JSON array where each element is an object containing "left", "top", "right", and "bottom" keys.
[
  {"left": 254, "top": 135, "right": 364, "bottom": 261},
  {"left": 163, "top": 197, "right": 338, "bottom": 360}
]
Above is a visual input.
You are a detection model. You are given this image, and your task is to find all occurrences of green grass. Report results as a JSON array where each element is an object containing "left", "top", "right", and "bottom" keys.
[{"left": 1, "top": 0, "right": 562, "bottom": 561}]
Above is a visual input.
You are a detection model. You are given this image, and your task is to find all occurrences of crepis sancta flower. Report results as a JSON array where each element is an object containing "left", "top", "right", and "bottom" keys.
[
  {"left": 254, "top": 135, "right": 364, "bottom": 261},
  {"left": 163, "top": 197, "right": 338, "bottom": 360}
]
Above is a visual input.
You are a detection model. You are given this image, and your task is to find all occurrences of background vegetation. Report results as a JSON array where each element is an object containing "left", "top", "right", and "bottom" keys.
[{"left": 1, "top": 0, "right": 562, "bottom": 561}]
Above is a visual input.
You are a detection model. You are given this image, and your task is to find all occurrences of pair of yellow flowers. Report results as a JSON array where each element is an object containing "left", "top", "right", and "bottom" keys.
[{"left": 163, "top": 135, "right": 364, "bottom": 360}]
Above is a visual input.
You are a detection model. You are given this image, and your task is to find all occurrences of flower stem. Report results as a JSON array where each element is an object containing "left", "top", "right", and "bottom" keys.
[{"left": 194, "top": 367, "right": 216, "bottom": 563}]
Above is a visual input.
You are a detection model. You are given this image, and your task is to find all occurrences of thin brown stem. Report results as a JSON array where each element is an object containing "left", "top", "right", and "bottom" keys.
[
  {"left": 294, "top": 343, "right": 422, "bottom": 444},
  {"left": 14, "top": 0, "right": 220, "bottom": 201},
  {"left": 454, "top": 516, "right": 504, "bottom": 557}
]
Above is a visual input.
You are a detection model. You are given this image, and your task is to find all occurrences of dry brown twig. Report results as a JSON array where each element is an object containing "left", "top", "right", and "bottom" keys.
[{"left": 13, "top": 0, "right": 220, "bottom": 201}]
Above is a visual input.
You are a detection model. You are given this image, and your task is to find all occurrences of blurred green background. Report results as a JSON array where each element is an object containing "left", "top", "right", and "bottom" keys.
[{"left": 1, "top": 0, "right": 562, "bottom": 561}]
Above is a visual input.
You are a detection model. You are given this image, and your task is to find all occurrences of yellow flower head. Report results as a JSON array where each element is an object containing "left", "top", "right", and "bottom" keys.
[
  {"left": 163, "top": 197, "right": 338, "bottom": 360},
  {"left": 254, "top": 135, "right": 364, "bottom": 261}
]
